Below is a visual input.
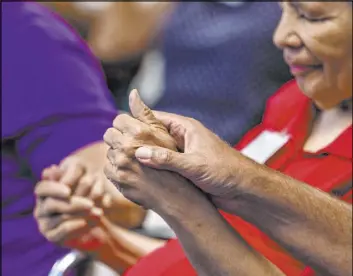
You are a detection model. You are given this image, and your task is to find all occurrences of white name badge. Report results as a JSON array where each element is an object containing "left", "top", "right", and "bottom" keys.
[{"left": 240, "top": 130, "right": 290, "bottom": 164}]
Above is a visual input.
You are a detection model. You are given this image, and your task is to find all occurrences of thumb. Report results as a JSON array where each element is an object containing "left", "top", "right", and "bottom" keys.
[
  {"left": 129, "top": 89, "right": 159, "bottom": 126},
  {"left": 135, "top": 146, "right": 196, "bottom": 178}
]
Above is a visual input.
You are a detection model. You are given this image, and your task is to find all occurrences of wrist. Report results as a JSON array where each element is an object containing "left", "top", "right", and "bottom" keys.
[
  {"left": 219, "top": 153, "right": 273, "bottom": 215},
  {"left": 158, "top": 191, "right": 218, "bottom": 230},
  {"left": 92, "top": 218, "right": 143, "bottom": 273}
]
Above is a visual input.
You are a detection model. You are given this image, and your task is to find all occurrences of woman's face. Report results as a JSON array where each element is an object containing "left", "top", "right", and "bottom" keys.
[{"left": 274, "top": 2, "right": 352, "bottom": 109}]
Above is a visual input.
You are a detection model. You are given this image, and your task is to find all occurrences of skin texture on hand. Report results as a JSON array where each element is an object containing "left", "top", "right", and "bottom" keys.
[
  {"left": 133, "top": 111, "right": 253, "bottom": 212},
  {"left": 103, "top": 90, "right": 207, "bottom": 213}
]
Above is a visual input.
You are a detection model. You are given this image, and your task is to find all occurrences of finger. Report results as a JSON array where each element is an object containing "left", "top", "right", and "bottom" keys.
[
  {"left": 153, "top": 111, "right": 190, "bottom": 131},
  {"left": 112, "top": 113, "right": 149, "bottom": 137},
  {"left": 107, "top": 147, "right": 117, "bottom": 165},
  {"left": 37, "top": 196, "right": 94, "bottom": 217},
  {"left": 39, "top": 212, "right": 92, "bottom": 232},
  {"left": 103, "top": 127, "right": 125, "bottom": 149},
  {"left": 45, "top": 209, "right": 103, "bottom": 245},
  {"left": 135, "top": 146, "right": 198, "bottom": 179},
  {"left": 108, "top": 149, "right": 134, "bottom": 169},
  {"left": 59, "top": 158, "right": 86, "bottom": 188},
  {"left": 102, "top": 194, "right": 113, "bottom": 209},
  {"left": 129, "top": 89, "right": 163, "bottom": 127},
  {"left": 74, "top": 174, "right": 95, "bottom": 197},
  {"left": 46, "top": 219, "right": 89, "bottom": 244},
  {"left": 42, "top": 165, "right": 63, "bottom": 181},
  {"left": 35, "top": 180, "right": 71, "bottom": 200},
  {"left": 88, "top": 178, "right": 104, "bottom": 203},
  {"left": 104, "top": 163, "right": 132, "bottom": 193},
  {"left": 152, "top": 111, "right": 193, "bottom": 150}
]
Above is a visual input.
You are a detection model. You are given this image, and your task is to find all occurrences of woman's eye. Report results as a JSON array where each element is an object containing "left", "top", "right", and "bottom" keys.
[{"left": 298, "top": 13, "right": 328, "bottom": 23}]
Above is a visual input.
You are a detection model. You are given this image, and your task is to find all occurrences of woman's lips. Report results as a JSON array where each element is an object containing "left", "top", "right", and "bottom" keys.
[{"left": 288, "top": 64, "right": 322, "bottom": 76}]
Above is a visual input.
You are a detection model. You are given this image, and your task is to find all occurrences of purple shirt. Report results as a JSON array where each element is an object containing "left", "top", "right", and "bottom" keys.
[{"left": 2, "top": 3, "right": 116, "bottom": 275}]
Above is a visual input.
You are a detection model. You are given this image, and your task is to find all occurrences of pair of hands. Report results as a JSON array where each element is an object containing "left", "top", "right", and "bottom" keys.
[
  {"left": 34, "top": 158, "right": 113, "bottom": 252},
  {"left": 104, "top": 90, "right": 250, "bottom": 215}
]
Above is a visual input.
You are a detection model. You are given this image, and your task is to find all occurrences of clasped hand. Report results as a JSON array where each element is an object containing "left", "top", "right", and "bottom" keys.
[
  {"left": 34, "top": 158, "right": 112, "bottom": 251},
  {"left": 104, "top": 90, "right": 252, "bottom": 214}
]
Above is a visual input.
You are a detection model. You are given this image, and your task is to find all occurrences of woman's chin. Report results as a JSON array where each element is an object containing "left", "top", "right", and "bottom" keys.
[{"left": 295, "top": 77, "right": 337, "bottom": 110}]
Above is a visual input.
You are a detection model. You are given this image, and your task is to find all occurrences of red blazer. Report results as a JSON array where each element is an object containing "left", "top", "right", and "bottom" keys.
[{"left": 125, "top": 80, "right": 352, "bottom": 276}]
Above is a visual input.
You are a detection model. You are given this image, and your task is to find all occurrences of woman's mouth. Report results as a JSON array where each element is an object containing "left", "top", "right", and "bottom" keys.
[{"left": 288, "top": 64, "right": 323, "bottom": 77}]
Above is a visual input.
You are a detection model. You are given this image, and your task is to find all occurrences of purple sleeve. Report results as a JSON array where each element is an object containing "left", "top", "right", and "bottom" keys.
[
  {"left": 16, "top": 115, "right": 116, "bottom": 179},
  {"left": 2, "top": 3, "right": 117, "bottom": 178}
]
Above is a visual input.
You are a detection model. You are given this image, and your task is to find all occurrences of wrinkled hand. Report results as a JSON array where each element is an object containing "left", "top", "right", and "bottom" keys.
[
  {"left": 133, "top": 112, "right": 253, "bottom": 212},
  {"left": 103, "top": 90, "right": 206, "bottom": 212},
  {"left": 34, "top": 164, "right": 111, "bottom": 251}
]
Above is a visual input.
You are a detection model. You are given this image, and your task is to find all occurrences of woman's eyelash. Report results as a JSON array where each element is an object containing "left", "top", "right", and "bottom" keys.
[{"left": 298, "top": 13, "right": 328, "bottom": 23}]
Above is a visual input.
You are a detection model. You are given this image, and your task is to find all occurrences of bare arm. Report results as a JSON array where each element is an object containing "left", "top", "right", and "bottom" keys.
[
  {"left": 93, "top": 218, "right": 166, "bottom": 273},
  {"left": 231, "top": 164, "right": 352, "bottom": 276},
  {"left": 157, "top": 192, "right": 285, "bottom": 276},
  {"left": 131, "top": 109, "right": 352, "bottom": 276}
]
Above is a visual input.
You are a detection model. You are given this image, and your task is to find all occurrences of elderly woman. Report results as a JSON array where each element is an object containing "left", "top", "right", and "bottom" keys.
[
  {"left": 103, "top": 1, "right": 352, "bottom": 275},
  {"left": 36, "top": 1, "right": 352, "bottom": 276}
]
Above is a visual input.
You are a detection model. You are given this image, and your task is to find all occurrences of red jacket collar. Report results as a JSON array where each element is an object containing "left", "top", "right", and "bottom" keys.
[{"left": 262, "top": 80, "right": 352, "bottom": 159}]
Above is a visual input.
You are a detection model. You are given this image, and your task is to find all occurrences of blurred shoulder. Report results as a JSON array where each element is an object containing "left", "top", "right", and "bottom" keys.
[{"left": 2, "top": 2, "right": 88, "bottom": 53}]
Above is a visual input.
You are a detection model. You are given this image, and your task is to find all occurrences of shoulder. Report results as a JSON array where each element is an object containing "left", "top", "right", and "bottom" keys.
[
  {"left": 2, "top": 2, "right": 115, "bottom": 138},
  {"left": 3, "top": 2, "right": 82, "bottom": 48},
  {"left": 2, "top": 2, "right": 101, "bottom": 75}
]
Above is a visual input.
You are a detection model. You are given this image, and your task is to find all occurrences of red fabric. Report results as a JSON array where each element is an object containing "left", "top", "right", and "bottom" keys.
[{"left": 125, "top": 80, "right": 352, "bottom": 276}]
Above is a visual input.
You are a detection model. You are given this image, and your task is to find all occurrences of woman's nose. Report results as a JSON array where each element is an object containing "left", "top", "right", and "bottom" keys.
[{"left": 273, "top": 15, "right": 302, "bottom": 50}]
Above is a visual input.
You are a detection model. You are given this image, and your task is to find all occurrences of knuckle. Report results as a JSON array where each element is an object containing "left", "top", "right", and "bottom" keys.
[
  {"left": 104, "top": 163, "right": 119, "bottom": 182},
  {"left": 61, "top": 222, "right": 72, "bottom": 235},
  {"left": 42, "top": 198, "right": 55, "bottom": 214},
  {"left": 104, "top": 163, "right": 114, "bottom": 178},
  {"left": 133, "top": 125, "right": 147, "bottom": 137},
  {"left": 155, "top": 150, "right": 172, "bottom": 164},
  {"left": 116, "top": 171, "right": 130, "bottom": 184},
  {"left": 105, "top": 128, "right": 121, "bottom": 148},
  {"left": 107, "top": 148, "right": 117, "bottom": 163},
  {"left": 79, "top": 175, "right": 93, "bottom": 188},
  {"left": 113, "top": 114, "right": 130, "bottom": 128},
  {"left": 121, "top": 139, "right": 139, "bottom": 157},
  {"left": 115, "top": 154, "right": 131, "bottom": 168},
  {"left": 103, "top": 128, "right": 114, "bottom": 143},
  {"left": 139, "top": 106, "right": 153, "bottom": 119}
]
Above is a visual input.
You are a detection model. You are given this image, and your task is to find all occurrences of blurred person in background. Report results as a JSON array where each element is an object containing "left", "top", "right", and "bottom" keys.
[
  {"left": 42, "top": 2, "right": 173, "bottom": 110},
  {"left": 2, "top": 2, "right": 146, "bottom": 275},
  {"left": 91, "top": 2, "right": 292, "bottom": 144}
]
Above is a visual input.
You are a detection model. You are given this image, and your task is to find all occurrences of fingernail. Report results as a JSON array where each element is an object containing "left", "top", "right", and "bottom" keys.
[
  {"left": 135, "top": 147, "right": 152, "bottom": 159},
  {"left": 91, "top": 207, "right": 103, "bottom": 217},
  {"left": 102, "top": 195, "right": 112, "bottom": 208},
  {"left": 129, "top": 89, "right": 138, "bottom": 104}
]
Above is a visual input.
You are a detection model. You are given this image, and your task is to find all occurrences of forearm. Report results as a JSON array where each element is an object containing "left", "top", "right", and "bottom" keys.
[
  {"left": 233, "top": 163, "right": 352, "bottom": 276},
  {"left": 93, "top": 219, "right": 166, "bottom": 273},
  {"left": 159, "top": 195, "right": 285, "bottom": 276}
]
